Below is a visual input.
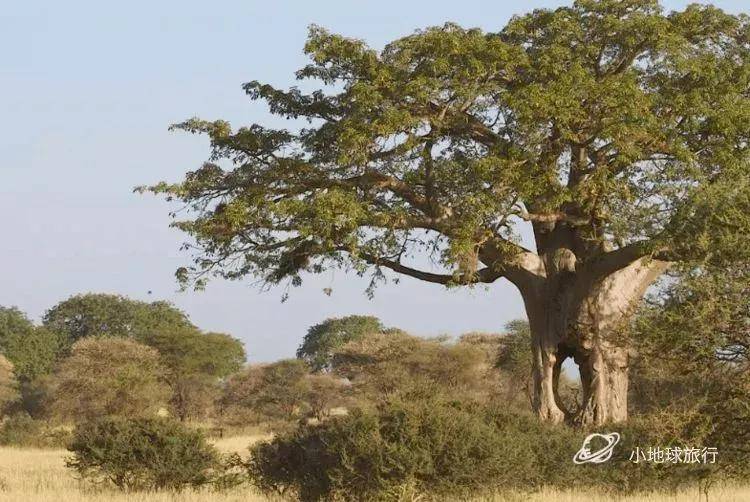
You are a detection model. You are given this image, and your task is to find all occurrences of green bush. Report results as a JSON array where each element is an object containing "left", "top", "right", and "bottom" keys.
[
  {"left": 246, "top": 397, "right": 749, "bottom": 501},
  {"left": 66, "top": 417, "right": 221, "bottom": 491},
  {"left": 248, "top": 398, "right": 540, "bottom": 501},
  {"left": 0, "top": 413, "right": 70, "bottom": 448},
  {"left": 0, "top": 413, "right": 40, "bottom": 446},
  {"left": 487, "top": 405, "right": 749, "bottom": 493}
]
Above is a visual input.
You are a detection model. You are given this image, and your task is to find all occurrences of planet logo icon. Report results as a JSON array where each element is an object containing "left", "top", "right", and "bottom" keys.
[{"left": 573, "top": 432, "right": 621, "bottom": 464}]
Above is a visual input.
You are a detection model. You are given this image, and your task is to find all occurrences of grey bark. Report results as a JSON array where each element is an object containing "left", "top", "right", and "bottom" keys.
[{"left": 516, "top": 245, "right": 669, "bottom": 426}]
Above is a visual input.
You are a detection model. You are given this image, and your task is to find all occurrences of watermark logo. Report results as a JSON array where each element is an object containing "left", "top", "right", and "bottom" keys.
[
  {"left": 629, "top": 446, "right": 718, "bottom": 464},
  {"left": 573, "top": 432, "right": 621, "bottom": 464}
]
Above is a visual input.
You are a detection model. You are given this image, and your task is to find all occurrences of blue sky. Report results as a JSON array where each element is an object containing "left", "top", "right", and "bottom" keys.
[{"left": 2, "top": 0, "right": 746, "bottom": 362}]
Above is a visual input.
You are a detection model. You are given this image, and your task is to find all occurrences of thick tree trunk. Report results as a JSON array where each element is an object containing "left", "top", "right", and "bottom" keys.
[
  {"left": 572, "top": 258, "right": 668, "bottom": 425},
  {"left": 524, "top": 256, "right": 668, "bottom": 426},
  {"left": 529, "top": 313, "right": 566, "bottom": 424},
  {"left": 575, "top": 340, "right": 629, "bottom": 425},
  {"left": 524, "top": 248, "right": 577, "bottom": 424}
]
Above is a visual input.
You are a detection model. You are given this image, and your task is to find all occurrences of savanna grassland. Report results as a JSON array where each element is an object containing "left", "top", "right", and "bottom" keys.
[
  {"left": 0, "top": 436, "right": 275, "bottom": 502},
  {"left": 1, "top": 436, "right": 748, "bottom": 502}
]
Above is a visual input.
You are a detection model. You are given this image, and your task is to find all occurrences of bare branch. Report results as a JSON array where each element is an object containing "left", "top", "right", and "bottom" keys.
[
  {"left": 356, "top": 251, "right": 504, "bottom": 285},
  {"left": 516, "top": 210, "right": 590, "bottom": 226}
]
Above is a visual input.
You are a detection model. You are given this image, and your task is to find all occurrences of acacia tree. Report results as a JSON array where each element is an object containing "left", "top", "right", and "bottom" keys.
[
  {"left": 1, "top": 306, "right": 62, "bottom": 383},
  {"left": 221, "top": 359, "right": 313, "bottom": 421},
  {"left": 43, "top": 294, "right": 194, "bottom": 346},
  {"left": 49, "top": 337, "right": 169, "bottom": 421},
  {"left": 143, "top": 327, "right": 246, "bottom": 421},
  {"left": 297, "top": 315, "right": 385, "bottom": 371},
  {"left": 43, "top": 294, "right": 245, "bottom": 421},
  {"left": 332, "top": 331, "right": 490, "bottom": 401},
  {"left": 145, "top": 1, "right": 750, "bottom": 424}
]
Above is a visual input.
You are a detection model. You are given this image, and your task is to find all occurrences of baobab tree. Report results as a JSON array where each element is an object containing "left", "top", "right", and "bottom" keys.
[{"left": 144, "top": 0, "right": 750, "bottom": 425}]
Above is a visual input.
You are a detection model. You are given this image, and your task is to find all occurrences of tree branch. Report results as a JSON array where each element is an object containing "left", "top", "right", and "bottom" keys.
[
  {"left": 516, "top": 210, "right": 590, "bottom": 226},
  {"left": 356, "top": 251, "right": 503, "bottom": 285},
  {"left": 584, "top": 240, "right": 673, "bottom": 282}
]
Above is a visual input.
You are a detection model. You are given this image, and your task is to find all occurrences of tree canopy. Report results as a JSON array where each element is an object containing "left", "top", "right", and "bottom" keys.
[
  {"left": 142, "top": 326, "right": 246, "bottom": 421},
  {"left": 296, "top": 315, "right": 386, "bottom": 371},
  {"left": 141, "top": 326, "right": 246, "bottom": 380},
  {"left": 635, "top": 263, "right": 749, "bottom": 369},
  {"left": 0, "top": 306, "right": 61, "bottom": 382},
  {"left": 43, "top": 294, "right": 194, "bottom": 346},
  {"left": 331, "top": 330, "right": 490, "bottom": 399},
  {"left": 49, "top": 337, "right": 169, "bottom": 421},
  {"left": 144, "top": 0, "right": 750, "bottom": 295},
  {"left": 221, "top": 359, "right": 325, "bottom": 421},
  {"left": 42, "top": 293, "right": 246, "bottom": 421},
  {"left": 142, "top": 0, "right": 750, "bottom": 426}
]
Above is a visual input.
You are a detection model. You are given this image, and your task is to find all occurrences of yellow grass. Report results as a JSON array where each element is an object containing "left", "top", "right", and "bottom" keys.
[
  {"left": 0, "top": 436, "right": 276, "bottom": 502},
  {"left": 479, "top": 485, "right": 750, "bottom": 501},
  {"left": 0, "top": 438, "right": 747, "bottom": 502},
  {"left": 210, "top": 433, "right": 272, "bottom": 454}
]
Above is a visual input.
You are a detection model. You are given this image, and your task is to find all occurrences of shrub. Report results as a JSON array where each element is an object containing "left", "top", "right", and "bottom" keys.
[
  {"left": 49, "top": 337, "right": 169, "bottom": 421},
  {"left": 297, "top": 315, "right": 386, "bottom": 372},
  {"left": 0, "top": 412, "right": 70, "bottom": 448},
  {"left": 248, "top": 398, "right": 528, "bottom": 501},
  {"left": 246, "top": 397, "right": 750, "bottom": 501},
  {"left": 219, "top": 360, "right": 348, "bottom": 425},
  {"left": 0, "top": 355, "right": 19, "bottom": 415},
  {"left": 66, "top": 417, "right": 220, "bottom": 491},
  {"left": 0, "top": 412, "right": 40, "bottom": 446},
  {"left": 331, "top": 331, "right": 490, "bottom": 402}
]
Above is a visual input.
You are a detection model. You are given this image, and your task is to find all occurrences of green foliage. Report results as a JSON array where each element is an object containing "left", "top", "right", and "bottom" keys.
[
  {"left": 495, "top": 320, "right": 531, "bottom": 373},
  {"left": 141, "top": 326, "right": 245, "bottom": 421},
  {"left": 631, "top": 261, "right": 750, "bottom": 474},
  {"left": 0, "top": 306, "right": 61, "bottom": 382},
  {"left": 331, "top": 330, "right": 490, "bottom": 401},
  {"left": 144, "top": 1, "right": 750, "bottom": 296},
  {"left": 258, "top": 360, "right": 314, "bottom": 417},
  {"left": 48, "top": 337, "right": 169, "bottom": 421},
  {"left": 0, "top": 355, "right": 18, "bottom": 416},
  {"left": 495, "top": 320, "right": 534, "bottom": 406},
  {"left": 142, "top": 327, "right": 245, "bottom": 380},
  {"left": 305, "top": 373, "right": 349, "bottom": 420},
  {"left": 0, "top": 413, "right": 70, "bottom": 448},
  {"left": 247, "top": 398, "right": 514, "bottom": 501},
  {"left": 66, "top": 417, "right": 220, "bottom": 491},
  {"left": 0, "top": 307, "right": 65, "bottom": 418},
  {"left": 0, "top": 307, "right": 34, "bottom": 346},
  {"left": 297, "top": 315, "right": 385, "bottom": 371},
  {"left": 220, "top": 360, "right": 308, "bottom": 423},
  {"left": 2, "top": 327, "right": 62, "bottom": 383},
  {"left": 43, "top": 293, "right": 194, "bottom": 346},
  {"left": 247, "top": 396, "right": 748, "bottom": 501},
  {"left": 200, "top": 332, "right": 247, "bottom": 377},
  {"left": 219, "top": 359, "right": 348, "bottom": 426},
  {"left": 42, "top": 293, "right": 246, "bottom": 421},
  {"left": 635, "top": 263, "right": 749, "bottom": 370}
]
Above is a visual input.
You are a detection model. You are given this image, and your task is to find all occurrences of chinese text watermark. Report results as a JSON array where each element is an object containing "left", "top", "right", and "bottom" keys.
[
  {"left": 573, "top": 433, "right": 719, "bottom": 465},
  {"left": 629, "top": 446, "right": 718, "bottom": 464}
]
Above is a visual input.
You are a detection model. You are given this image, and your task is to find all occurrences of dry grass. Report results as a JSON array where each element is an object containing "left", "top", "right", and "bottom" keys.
[
  {"left": 210, "top": 433, "right": 271, "bottom": 454},
  {"left": 0, "top": 438, "right": 747, "bottom": 502},
  {"left": 479, "top": 485, "right": 750, "bottom": 502},
  {"left": 0, "top": 436, "right": 277, "bottom": 502}
]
